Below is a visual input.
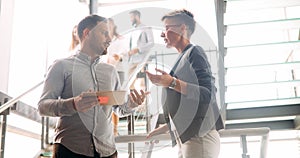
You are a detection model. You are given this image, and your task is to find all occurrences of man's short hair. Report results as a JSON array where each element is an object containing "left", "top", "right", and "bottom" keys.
[
  {"left": 129, "top": 10, "right": 141, "bottom": 18},
  {"left": 161, "top": 9, "right": 196, "bottom": 38},
  {"left": 77, "top": 15, "right": 107, "bottom": 41}
]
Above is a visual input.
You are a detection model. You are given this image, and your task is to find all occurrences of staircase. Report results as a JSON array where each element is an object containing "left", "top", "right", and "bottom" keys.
[{"left": 224, "top": 0, "right": 300, "bottom": 130}]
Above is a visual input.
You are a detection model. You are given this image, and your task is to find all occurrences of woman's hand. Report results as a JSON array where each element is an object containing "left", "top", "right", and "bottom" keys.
[
  {"left": 145, "top": 68, "right": 173, "bottom": 87},
  {"left": 146, "top": 124, "right": 169, "bottom": 139}
]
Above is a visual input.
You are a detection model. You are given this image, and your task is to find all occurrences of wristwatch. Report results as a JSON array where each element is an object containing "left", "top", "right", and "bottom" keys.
[{"left": 169, "top": 77, "right": 177, "bottom": 89}]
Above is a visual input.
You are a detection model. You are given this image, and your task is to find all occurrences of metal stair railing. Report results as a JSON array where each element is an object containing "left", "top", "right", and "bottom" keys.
[
  {"left": 0, "top": 81, "right": 43, "bottom": 114},
  {"left": 219, "top": 127, "right": 270, "bottom": 158},
  {"left": 115, "top": 127, "right": 270, "bottom": 158},
  {"left": 0, "top": 81, "right": 51, "bottom": 158}
]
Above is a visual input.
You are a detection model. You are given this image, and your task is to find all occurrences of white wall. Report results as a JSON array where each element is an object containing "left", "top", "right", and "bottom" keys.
[{"left": 0, "top": 0, "right": 14, "bottom": 93}]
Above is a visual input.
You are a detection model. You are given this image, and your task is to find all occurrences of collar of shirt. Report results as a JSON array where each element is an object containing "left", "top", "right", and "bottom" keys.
[
  {"left": 77, "top": 52, "right": 100, "bottom": 65},
  {"left": 181, "top": 43, "right": 193, "bottom": 54}
]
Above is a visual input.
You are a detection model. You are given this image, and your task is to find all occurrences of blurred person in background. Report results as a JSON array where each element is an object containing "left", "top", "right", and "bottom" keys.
[
  {"left": 69, "top": 25, "right": 80, "bottom": 55},
  {"left": 127, "top": 10, "right": 154, "bottom": 90},
  {"left": 106, "top": 18, "right": 130, "bottom": 136}
]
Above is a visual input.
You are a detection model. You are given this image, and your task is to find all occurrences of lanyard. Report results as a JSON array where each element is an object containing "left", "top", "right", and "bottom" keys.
[{"left": 169, "top": 45, "right": 194, "bottom": 76}]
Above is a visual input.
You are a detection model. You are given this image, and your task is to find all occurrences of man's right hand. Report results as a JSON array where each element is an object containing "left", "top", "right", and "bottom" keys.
[{"left": 73, "top": 91, "right": 99, "bottom": 112}]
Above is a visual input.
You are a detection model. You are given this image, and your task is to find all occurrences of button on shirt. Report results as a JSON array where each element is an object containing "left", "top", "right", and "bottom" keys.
[{"left": 38, "top": 52, "right": 134, "bottom": 157}]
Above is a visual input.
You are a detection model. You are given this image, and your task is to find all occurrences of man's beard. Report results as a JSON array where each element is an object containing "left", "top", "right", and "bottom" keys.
[
  {"left": 95, "top": 47, "right": 107, "bottom": 56},
  {"left": 102, "top": 48, "right": 108, "bottom": 55},
  {"left": 132, "top": 19, "right": 137, "bottom": 26}
]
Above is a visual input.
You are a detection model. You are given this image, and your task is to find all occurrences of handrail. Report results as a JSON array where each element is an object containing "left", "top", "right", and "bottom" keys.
[
  {"left": 226, "top": 79, "right": 300, "bottom": 87},
  {"left": 219, "top": 127, "right": 270, "bottom": 158},
  {"left": 226, "top": 17, "right": 300, "bottom": 27},
  {"left": 226, "top": 61, "right": 300, "bottom": 69},
  {"left": 0, "top": 81, "right": 43, "bottom": 114},
  {"left": 227, "top": 40, "right": 300, "bottom": 48},
  {"left": 115, "top": 128, "right": 270, "bottom": 158},
  {"left": 219, "top": 127, "right": 270, "bottom": 137},
  {"left": 226, "top": 96, "right": 300, "bottom": 104},
  {"left": 115, "top": 127, "right": 270, "bottom": 143},
  {"left": 115, "top": 133, "right": 171, "bottom": 143}
]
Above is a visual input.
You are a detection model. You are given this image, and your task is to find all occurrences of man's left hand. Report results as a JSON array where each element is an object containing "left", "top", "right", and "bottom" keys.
[{"left": 129, "top": 89, "right": 149, "bottom": 108}]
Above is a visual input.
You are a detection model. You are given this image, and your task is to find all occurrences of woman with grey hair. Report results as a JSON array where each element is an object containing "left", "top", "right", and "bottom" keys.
[{"left": 146, "top": 9, "right": 224, "bottom": 158}]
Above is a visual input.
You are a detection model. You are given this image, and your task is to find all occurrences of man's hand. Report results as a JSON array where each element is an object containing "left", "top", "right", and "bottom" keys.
[
  {"left": 73, "top": 91, "right": 99, "bottom": 112},
  {"left": 129, "top": 89, "right": 150, "bottom": 108},
  {"left": 112, "top": 54, "right": 121, "bottom": 61},
  {"left": 145, "top": 68, "right": 173, "bottom": 87},
  {"left": 128, "top": 48, "right": 139, "bottom": 56}
]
